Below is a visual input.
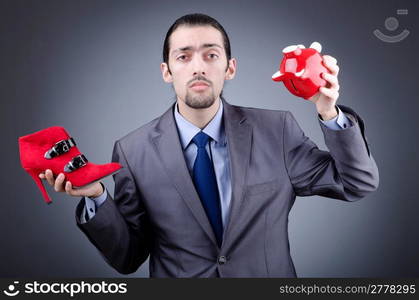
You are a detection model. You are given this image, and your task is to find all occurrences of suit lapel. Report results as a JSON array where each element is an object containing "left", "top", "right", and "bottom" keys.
[
  {"left": 151, "top": 104, "right": 218, "bottom": 247},
  {"left": 221, "top": 99, "right": 253, "bottom": 247}
]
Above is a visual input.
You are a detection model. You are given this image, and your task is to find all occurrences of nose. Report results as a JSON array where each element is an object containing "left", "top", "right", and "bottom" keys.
[{"left": 191, "top": 54, "right": 206, "bottom": 76}]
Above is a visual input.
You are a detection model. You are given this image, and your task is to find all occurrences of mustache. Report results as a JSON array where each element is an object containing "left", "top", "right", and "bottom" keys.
[{"left": 188, "top": 75, "right": 212, "bottom": 86}]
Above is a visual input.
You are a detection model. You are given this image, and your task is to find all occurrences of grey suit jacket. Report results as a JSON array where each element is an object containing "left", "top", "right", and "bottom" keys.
[{"left": 75, "top": 98, "right": 379, "bottom": 277}]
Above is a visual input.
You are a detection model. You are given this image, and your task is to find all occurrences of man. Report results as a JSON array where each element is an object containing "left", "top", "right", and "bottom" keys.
[{"left": 39, "top": 13, "right": 379, "bottom": 277}]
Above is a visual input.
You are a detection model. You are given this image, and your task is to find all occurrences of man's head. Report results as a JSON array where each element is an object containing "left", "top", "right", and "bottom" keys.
[{"left": 160, "top": 13, "right": 236, "bottom": 109}]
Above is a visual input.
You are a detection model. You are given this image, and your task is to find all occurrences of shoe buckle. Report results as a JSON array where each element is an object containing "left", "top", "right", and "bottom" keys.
[
  {"left": 64, "top": 154, "right": 88, "bottom": 173},
  {"left": 44, "top": 138, "right": 76, "bottom": 159}
]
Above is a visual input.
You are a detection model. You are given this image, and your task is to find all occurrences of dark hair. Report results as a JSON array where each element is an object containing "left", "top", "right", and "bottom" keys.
[{"left": 162, "top": 13, "right": 231, "bottom": 66}]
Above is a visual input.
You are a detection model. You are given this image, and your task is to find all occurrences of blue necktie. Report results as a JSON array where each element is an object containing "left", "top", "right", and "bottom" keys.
[{"left": 192, "top": 131, "right": 223, "bottom": 247}]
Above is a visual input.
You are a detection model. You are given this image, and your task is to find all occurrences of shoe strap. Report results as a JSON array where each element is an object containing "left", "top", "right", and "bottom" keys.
[
  {"left": 44, "top": 138, "right": 76, "bottom": 159},
  {"left": 64, "top": 154, "right": 88, "bottom": 173}
]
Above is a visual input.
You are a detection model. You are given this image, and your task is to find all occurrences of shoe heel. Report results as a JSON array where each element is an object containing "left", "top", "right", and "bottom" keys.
[{"left": 25, "top": 168, "right": 52, "bottom": 204}]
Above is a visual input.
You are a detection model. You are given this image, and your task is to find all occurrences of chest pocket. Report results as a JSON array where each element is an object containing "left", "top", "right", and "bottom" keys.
[{"left": 245, "top": 179, "right": 278, "bottom": 196}]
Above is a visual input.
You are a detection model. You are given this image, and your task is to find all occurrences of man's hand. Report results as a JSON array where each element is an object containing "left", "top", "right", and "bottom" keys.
[
  {"left": 38, "top": 169, "right": 104, "bottom": 198},
  {"left": 308, "top": 55, "right": 340, "bottom": 120}
]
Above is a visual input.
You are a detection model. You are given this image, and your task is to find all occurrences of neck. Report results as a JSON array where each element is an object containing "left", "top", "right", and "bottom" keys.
[{"left": 177, "top": 97, "right": 221, "bottom": 129}]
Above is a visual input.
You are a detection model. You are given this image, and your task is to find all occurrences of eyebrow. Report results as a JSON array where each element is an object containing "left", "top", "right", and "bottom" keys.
[{"left": 171, "top": 43, "right": 222, "bottom": 56}]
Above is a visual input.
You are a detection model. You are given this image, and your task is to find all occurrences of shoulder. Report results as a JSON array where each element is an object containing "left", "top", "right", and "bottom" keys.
[
  {"left": 229, "top": 103, "right": 291, "bottom": 127},
  {"left": 114, "top": 113, "right": 165, "bottom": 151}
]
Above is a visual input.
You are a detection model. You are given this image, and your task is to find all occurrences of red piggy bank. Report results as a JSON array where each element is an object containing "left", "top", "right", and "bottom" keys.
[{"left": 272, "top": 42, "right": 329, "bottom": 100}]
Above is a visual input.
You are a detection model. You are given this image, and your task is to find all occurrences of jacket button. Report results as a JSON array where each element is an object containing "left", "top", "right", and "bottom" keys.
[{"left": 218, "top": 256, "right": 227, "bottom": 265}]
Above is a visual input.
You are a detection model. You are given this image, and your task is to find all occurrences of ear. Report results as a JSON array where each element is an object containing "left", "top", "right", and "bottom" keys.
[
  {"left": 225, "top": 58, "right": 237, "bottom": 80},
  {"left": 309, "top": 41, "right": 322, "bottom": 53},
  {"left": 161, "top": 62, "right": 173, "bottom": 83}
]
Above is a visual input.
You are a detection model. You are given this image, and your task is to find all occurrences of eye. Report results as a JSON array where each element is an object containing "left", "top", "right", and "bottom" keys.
[
  {"left": 208, "top": 53, "right": 219, "bottom": 59},
  {"left": 177, "top": 55, "right": 188, "bottom": 61}
]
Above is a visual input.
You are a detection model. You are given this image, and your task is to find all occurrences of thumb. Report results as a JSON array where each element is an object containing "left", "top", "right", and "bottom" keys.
[{"left": 308, "top": 92, "right": 320, "bottom": 103}]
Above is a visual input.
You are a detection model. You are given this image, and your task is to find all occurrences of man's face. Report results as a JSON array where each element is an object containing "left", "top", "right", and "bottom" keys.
[{"left": 161, "top": 25, "right": 236, "bottom": 109}]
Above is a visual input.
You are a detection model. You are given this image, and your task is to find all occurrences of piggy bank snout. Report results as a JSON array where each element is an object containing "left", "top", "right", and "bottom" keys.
[{"left": 272, "top": 70, "right": 284, "bottom": 82}]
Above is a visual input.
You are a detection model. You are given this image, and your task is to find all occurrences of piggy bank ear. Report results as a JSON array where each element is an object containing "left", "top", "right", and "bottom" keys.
[
  {"left": 282, "top": 45, "right": 298, "bottom": 53},
  {"left": 283, "top": 44, "right": 306, "bottom": 53},
  {"left": 309, "top": 41, "right": 322, "bottom": 53}
]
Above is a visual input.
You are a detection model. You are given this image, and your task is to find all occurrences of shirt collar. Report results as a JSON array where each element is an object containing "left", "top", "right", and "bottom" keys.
[{"left": 174, "top": 100, "right": 225, "bottom": 149}]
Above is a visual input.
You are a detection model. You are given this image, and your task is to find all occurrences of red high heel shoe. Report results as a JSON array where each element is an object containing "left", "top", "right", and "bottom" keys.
[{"left": 18, "top": 126, "right": 122, "bottom": 204}]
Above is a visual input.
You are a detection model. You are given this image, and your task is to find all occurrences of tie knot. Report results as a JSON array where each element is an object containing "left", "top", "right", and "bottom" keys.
[{"left": 192, "top": 131, "right": 210, "bottom": 148}]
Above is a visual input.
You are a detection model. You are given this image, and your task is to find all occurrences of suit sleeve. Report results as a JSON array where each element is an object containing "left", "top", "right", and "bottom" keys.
[
  {"left": 75, "top": 140, "right": 151, "bottom": 274},
  {"left": 283, "top": 105, "right": 379, "bottom": 201}
]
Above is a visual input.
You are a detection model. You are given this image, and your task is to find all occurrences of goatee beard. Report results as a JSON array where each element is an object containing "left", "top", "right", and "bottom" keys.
[{"left": 184, "top": 90, "right": 216, "bottom": 109}]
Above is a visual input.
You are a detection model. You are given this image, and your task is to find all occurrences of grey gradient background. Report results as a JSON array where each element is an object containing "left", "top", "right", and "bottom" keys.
[{"left": 1, "top": 0, "right": 418, "bottom": 277}]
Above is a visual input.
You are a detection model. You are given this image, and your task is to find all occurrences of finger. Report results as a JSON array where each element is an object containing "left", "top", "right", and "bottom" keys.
[
  {"left": 323, "top": 55, "right": 337, "bottom": 65},
  {"left": 322, "top": 56, "right": 339, "bottom": 75},
  {"left": 54, "top": 173, "right": 65, "bottom": 192},
  {"left": 65, "top": 181, "right": 75, "bottom": 196},
  {"left": 38, "top": 172, "right": 45, "bottom": 179},
  {"left": 319, "top": 86, "right": 339, "bottom": 100},
  {"left": 326, "top": 63, "right": 339, "bottom": 76},
  {"left": 322, "top": 72, "right": 340, "bottom": 91},
  {"left": 65, "top": 181, "right": 83, "bottom": 197},
  {"left": 45, "top": 169, "right": 55, "bottom": 186}
]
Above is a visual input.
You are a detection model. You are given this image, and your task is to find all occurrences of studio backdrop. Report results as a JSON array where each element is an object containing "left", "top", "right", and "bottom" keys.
[{"left": 1, "top": 0, "right": 418, "bottom": 277}]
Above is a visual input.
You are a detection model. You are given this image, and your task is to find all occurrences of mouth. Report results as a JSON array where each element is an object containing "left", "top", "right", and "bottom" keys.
[
  {"left": 290, "top": 79, "right": 298, "bottom": 92},
  {"left": 189, "top": 81, "right": 210, "bottom": 92}
]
